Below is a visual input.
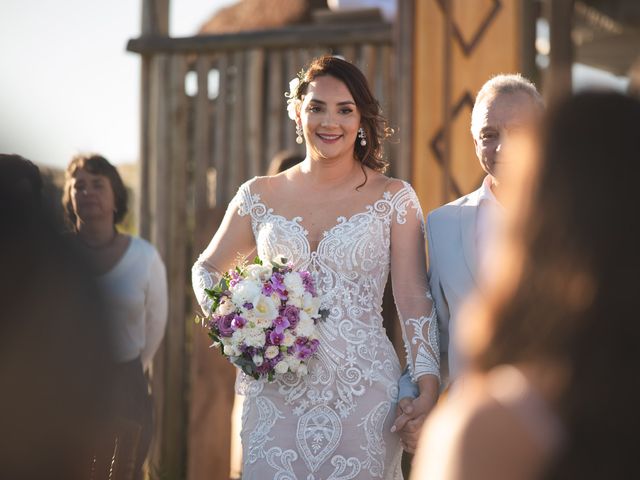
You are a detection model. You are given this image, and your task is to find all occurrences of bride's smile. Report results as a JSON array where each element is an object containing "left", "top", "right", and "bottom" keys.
[{"left": 298, "top": 75, "right": 360, "bottom": 162}]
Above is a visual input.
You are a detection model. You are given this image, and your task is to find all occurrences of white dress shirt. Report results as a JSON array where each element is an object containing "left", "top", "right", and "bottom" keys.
[
  {"left": 97, "top": 236, "right": 168, "bottom": 368},
  {"left": 476, "top": 175, "right": 504, "bottom": 279}
]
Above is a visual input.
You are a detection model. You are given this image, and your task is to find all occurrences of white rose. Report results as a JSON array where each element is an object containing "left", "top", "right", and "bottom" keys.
[
  {"left": 302, "top": 292, "right": 321, "bottom": 318},
  {"left": 216, "top": 297, "right": 236, "bottom": 316},
  {"left": 231, "top": 329, "right": 245, "bottom": 344},
  {"left": 254, "top": 316, "right": 272, "bottom": 329},
  {"left": 223, "top": 344, "right": 239, "bottom": 357},
  {"left": 296, "top": 314, "right": 315, "bottom": 337},
  {"left": 265, "top": 345, "right": 279, "bottom": 359},
  {"left": 284, "top": 272, "right": 305, "bottom": 297},
  {"left": 230, "top": 279, "right": 261, "bottom": 308},
  {"left": 297, "top": 364, "right": 308, "bottom": 376},
  {"left": 245, "top": 264, "right": 273, "bottom": 282},
  {"left": 285, "top": 355, "right": 301, "bottom": 372},
  {"left": 254, "top": 295, "right": 278, "bottom": 323},
  {"left": 244, "top": 329, "right": 266, "bottom": 348},
  {"left": 274, "top": 361, "right": 289, "bottom": 374},
  {"left": 252, "top": 354, "right": 264, "bottom": 367},
  {"left": 282, "top": 331, "right": 295, "bottom": 347},
  {"left": 286, "top": 295, "right": 303, "bottom": 308},
  {"left": 242, "top": 307, "right": 257, "bottom": 323}
]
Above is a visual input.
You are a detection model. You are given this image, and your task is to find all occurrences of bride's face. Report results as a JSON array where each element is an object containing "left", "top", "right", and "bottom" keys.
[{"left": 298, "top": 75, "right": 361, "bottom": 162}]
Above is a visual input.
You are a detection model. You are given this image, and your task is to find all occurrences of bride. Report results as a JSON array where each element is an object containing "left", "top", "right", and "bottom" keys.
[{"left": 192, "top": 55, "right": 439, "bottom": 479}]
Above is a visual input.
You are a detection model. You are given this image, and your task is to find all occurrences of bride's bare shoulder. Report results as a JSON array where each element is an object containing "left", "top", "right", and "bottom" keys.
[
  {"left": 249, "top": 168, "right": 300, "bottom": 196},
  {"left": 364, "top": 170, "right": 410, "bottom": 196}
]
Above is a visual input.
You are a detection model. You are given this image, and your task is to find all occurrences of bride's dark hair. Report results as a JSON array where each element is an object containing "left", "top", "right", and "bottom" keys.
[{"left": 291, "top": 55, "right": 392, "bottom": 174}]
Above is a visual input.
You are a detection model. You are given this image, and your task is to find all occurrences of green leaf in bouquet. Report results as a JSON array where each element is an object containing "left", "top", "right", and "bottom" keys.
[
  {"left": 210, "top": 298, "right": 221, "bottom": 314},
  {"left": 253, "top": 256, "right": 263, "bottom": 265},
  {"left": 267, "top": 371, "right": 274, "bottom": 382},
  {"left": 318, "top": 308, "right": 330, "bottom": 321}
]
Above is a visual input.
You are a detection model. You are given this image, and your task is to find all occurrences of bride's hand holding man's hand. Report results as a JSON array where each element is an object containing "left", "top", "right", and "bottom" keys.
[{"left": 391, "top": 375, "right": 439, "bottom": 453}]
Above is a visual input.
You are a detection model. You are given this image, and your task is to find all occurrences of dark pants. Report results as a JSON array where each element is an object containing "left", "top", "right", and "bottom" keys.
[{"left": 91, "top": 357, "right": 153, "bottom": 480}]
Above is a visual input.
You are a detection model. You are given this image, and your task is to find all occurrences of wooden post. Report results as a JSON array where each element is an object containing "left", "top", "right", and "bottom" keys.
[
  {"left": 546, "top": 0, "right": 575, "bottom": 105},
  {"left": 394, "top": 0, "right": 414, "bottom": 181},
  {"left": 139, "top": 0, "right": 169, "bottom": 238}
]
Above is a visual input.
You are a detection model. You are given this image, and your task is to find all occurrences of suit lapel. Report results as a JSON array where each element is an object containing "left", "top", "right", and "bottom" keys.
[{"left": 459, "top": 188, "right": 482, "bottom": 285}]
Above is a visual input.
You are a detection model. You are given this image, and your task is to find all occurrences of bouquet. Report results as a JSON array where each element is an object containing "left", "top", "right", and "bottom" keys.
[{"left": 200, "top": 256, "right": 326, "bottom": 381}]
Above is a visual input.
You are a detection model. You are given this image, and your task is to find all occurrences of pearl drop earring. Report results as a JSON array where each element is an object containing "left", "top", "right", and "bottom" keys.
[{"left": 358, "top": 127, "right": 367, "bottom": 146}]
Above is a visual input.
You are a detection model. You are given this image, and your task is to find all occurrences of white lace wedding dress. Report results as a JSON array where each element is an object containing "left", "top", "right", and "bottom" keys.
[{"left": 193, "top": 175, "right": 439, "bottom": 479}]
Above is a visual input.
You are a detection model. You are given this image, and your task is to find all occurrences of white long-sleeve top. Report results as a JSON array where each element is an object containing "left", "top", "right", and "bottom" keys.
[{"left": 97, "top": 236, "right": 168, "bottom": 369}]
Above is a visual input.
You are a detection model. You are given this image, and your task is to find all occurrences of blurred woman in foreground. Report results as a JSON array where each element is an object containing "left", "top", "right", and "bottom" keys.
[{"left": 412, "top": 92, "right": 640, "bottom": 479}]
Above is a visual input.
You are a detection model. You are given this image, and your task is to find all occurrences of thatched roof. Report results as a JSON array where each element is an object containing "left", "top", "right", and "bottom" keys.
[{"left": 198, "top": 0, "right": 328, "bottom": 34}]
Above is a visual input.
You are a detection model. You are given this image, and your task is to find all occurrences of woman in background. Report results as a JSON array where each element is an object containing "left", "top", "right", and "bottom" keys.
[
  {"left": 412, "top": 92, "right": 640, "bottom": 479},
  {"left": 63, "top": 153, "right": 168, "bottom": 480}
]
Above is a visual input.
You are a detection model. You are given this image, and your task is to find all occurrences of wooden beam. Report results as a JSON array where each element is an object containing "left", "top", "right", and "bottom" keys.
[{"left": 127, "top": 23, "right": 392, "bottom": 54}]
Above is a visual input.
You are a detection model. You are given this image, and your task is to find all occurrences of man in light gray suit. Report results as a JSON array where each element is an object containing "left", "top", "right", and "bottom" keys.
[{"left": 393, "top": 74, "right": 544, "bottom": 452}]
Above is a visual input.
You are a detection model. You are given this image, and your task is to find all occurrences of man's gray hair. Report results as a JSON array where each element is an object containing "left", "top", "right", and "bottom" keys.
[{"left": 471, "top": 73, "right": 544, "bottom": 135}]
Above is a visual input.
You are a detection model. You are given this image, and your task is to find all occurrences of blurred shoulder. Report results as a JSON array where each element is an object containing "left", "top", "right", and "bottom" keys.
[{"left": 416, "top": 375, "right": 545, "bottom": 480}]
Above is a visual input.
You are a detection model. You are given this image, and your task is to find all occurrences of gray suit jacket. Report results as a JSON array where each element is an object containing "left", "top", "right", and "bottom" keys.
[{"left": 427, "top": 187, "right": 482, "bottom": 385}]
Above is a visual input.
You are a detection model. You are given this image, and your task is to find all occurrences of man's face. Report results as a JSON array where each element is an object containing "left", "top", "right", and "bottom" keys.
[{"left": 472, "top": 91, "right": 541, "bottom": 182}]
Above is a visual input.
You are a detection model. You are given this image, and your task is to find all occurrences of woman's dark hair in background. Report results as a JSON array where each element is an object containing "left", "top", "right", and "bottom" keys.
[
  {"left": 291, "top": 55, "right": 392, "bottom": 174},
  {"left": 267, "top": 149, "right": 305, "bottom": 176},
  {"left": 475, "top": 92, "right": 640, "bottom": 478},
  {"left": 0, "top": 153, "right": 44, "bottom": 230},
  {"left": 62, "top": 153, "right": 128, "bottom": 228}
]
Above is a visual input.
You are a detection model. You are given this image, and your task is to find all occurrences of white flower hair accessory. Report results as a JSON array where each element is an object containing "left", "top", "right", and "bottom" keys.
[{"left": 285, "top": 76, "right": 300, "bottom": 120}]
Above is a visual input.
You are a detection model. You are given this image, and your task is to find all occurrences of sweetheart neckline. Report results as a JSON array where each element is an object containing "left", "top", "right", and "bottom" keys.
[{"left": 246, "top": 182, "right": 410, "bottom": 257}]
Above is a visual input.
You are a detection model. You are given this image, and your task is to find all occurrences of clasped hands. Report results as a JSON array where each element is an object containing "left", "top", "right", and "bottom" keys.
[{"left": 391, "top": 376, "right": 439, "bottom": 453}]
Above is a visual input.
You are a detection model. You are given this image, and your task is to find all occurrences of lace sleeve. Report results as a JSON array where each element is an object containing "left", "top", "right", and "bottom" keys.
[
  {"left": 390, "top": 182, "right": 440, "bottom": 383},
  {"left": 192, "top": 180, "right": 256, "bottom": 315}
]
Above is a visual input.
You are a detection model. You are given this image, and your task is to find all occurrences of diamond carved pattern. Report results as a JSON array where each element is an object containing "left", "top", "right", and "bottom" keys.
[
  {"left": 430, "top": 92, "right": 475, "bottom": 198},
  {"left": 435, "top": 0, "right": 503, "bottom": 57}
]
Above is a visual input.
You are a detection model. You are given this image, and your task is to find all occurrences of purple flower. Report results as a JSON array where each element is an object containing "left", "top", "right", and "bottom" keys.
[
  {"left": 300, "top": 271, "right": 317, "bottom": 296},
  {"left": 229, "top": 270, "right": 242, "bottom": 288},
  {"left": 231, "top": 315, "right": 246, "bottom": 330},
  {"left": 269, "top": 330, "right": 285, "bottom": 345},
  {"left": 272, "top": 315, "right": 290, "bottom": 334},
  {"left": 255, "top": 362, "right": 271, "bottom": 375},
  {"left": 270, "top": 273, "right": 288, "bottom": 300},
  {"left": 262, "top": 282, "right": 275, "bottom": 296},
  {"left": 280, "top": 305, "right": 300, "bottom": 329},
  {"left": 217, "top": 314, "right": 235, "bottom": 337},
  {"left": 293, "top": 337, "right": 315, "bottom": 359},
  {"left": 243, "top": 302, "right": 254, "bottom": 310}
]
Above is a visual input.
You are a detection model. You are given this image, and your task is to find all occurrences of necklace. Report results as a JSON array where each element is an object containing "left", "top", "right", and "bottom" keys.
[{"left": 78, "top": 230, "right": 119, "bottom": 250}]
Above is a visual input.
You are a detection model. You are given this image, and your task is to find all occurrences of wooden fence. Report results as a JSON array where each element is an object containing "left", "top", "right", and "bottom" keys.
[{"left": 127, "top": 22, "right": 403, "bottom": 480}]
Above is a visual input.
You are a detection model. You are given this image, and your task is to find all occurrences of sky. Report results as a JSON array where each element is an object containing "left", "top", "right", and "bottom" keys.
[
  {"left": 1, "top": 1, "right": 630, "bottom": 170},
  {"left": 0, "top": 0, "right": 235, "bottom": 169}
]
